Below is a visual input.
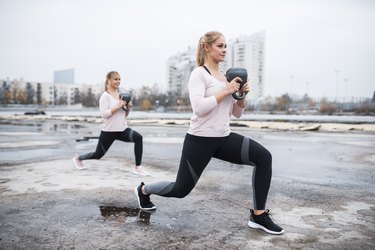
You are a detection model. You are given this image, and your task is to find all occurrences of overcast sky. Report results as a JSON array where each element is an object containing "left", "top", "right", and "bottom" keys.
[{"left": 1, "top": 0, "right": 374, "bottom": 100}]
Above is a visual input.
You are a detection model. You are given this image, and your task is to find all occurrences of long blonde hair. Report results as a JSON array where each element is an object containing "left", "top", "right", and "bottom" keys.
[
  {"left": 196, "top": 31, "right": 223, "bottom": 66},
  {"left": 104, "top": 71, "right": 119, "bottom": 91}
]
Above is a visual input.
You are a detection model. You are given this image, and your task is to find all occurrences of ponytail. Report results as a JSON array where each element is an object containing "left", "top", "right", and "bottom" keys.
[{"left": 196, "top": 36, "right": 206, "bottom": 67}]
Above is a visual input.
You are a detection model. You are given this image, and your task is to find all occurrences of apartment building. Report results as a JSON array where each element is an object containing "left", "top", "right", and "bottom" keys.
[
  {"left": 226, "top": 31, "right": 265, "bottom": 101},
  {"left": 0, "top": 78, "right": 103, "bottom": 106},
  {"left": 166, "top": 47, "right": 196, "bottom": 97}
]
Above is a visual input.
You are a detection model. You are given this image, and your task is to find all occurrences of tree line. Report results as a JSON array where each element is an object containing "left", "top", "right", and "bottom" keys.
[{"left": 1, "top": 81, "right": 373, "bottom": 114}]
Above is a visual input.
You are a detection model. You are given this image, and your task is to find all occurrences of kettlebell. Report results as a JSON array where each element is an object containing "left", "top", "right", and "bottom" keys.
[
  {"left": 119, "top": 93, "right": 132, "bottom": 111},
  {"left": 225, "top": 67, "right": 248, "bottom": 100}
]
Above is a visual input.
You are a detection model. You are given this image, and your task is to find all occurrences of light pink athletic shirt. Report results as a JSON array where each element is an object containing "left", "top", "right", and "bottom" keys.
[
  {"left": 187, "top": 66, "right": 245, "bottom": 137},
  {"left": 99, "top": 91, "right": 128, "bottom": 132}
]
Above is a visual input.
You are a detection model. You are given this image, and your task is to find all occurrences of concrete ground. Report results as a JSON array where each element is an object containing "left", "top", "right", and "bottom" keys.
[{"left": 0, "top": 119, "right": 374, "bottom": 249}]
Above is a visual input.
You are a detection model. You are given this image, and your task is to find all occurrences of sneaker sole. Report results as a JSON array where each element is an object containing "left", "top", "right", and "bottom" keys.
[
  {"left": 72, "top": 158, "right": 86, "bottom": 170},
  {"left": 248, "top": 220, "right": 284, "bottom": 235},
  {"left": 134, "top": 186, "right": 156, "bottom": 211}
]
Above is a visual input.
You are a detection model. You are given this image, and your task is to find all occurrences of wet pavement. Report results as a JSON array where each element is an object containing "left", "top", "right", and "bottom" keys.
[{"left": 0, "top": 119, "right": 374, "bottom": 249}]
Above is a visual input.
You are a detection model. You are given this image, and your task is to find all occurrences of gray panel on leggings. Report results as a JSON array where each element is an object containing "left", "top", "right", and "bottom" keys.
[
  {"left": 186, "top": 158, "right": 199, "bottom": 185},
  {"left": 145, "top": 181, "right": 175, "bottom": 195},
  {"left": 129, "top": 129, "right": 134, "bottom": 142},
  {"left": 241, "top": 137, "right": 251, "bottom": 164}
]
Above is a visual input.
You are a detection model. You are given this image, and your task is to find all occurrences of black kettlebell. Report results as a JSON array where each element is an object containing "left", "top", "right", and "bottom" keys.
[
  {"left": 225, "top": 67, "right": 248, "bottom": 100},
  {"left": 119, "top": 93, "right": 132, "bottom": 111}
]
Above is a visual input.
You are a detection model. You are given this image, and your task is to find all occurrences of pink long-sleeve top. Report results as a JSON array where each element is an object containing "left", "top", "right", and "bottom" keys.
[
  {"left": 99, "top": 91, "right": 128, "bottom": 132},
  {"left": 187, "top": 66, "right": 245, "bottom": 137}
]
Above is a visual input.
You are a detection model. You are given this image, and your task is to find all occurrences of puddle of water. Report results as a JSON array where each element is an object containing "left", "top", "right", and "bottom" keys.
[
  {"left": 0, "top": 120, "right": 87, "bottom": 135},
  {"left": 99, "top": 206, "right": 153, "bottom": 224}
]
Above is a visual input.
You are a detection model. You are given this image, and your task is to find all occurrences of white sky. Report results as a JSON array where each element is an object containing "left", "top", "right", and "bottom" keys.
[{"left": 0, "top": 0, "right": 374, "bottom": 99}]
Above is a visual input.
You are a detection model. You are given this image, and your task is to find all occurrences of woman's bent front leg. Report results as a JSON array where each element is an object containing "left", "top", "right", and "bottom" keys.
[
  {"left": 214, "top": 133, "right": 272, "bottom": 210},
  {"left": 144, "top": 134, "right": 218, "bottom": 198}
]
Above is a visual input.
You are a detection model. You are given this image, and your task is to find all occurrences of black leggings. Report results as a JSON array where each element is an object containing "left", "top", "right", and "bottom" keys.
[
  {"left": 78, "top": 128, "right": 143, "bottom": 166},
  {"left": 144, "top": 133, "right": 272, "bottom": 210}
]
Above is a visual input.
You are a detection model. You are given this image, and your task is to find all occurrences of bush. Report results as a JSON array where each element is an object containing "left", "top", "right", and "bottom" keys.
[
  {"left": 353, "top": 103, "right": 375, "bottom": 114},
  {"left": 319, "top": 103, "right": 337, "bottom": 114}
]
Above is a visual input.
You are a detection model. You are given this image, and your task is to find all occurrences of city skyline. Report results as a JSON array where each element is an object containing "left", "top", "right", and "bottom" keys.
[{"left": 0, "top": 0, "right": 374, "bottom": 100}]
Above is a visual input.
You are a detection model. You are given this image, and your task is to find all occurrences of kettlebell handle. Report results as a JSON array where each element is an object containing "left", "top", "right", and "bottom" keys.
[{"left": 225, "top": 67, "right": 248, "bottom": 100}]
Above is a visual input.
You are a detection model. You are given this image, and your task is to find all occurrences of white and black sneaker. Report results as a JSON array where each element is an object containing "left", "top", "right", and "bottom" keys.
[
  {"left": 135, "top": 182, "right": 156, "bottom": 210},
  {"left": 248, "top": 209, "right": 284, "bottom": 235}
]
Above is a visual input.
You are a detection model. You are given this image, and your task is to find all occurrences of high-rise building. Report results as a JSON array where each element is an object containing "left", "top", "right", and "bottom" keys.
[
  {"left": 166, "top": 47, "right": 196, "bottom": 97},
  {"left": 54, "top": 68, "right": 75, "bottom": 84},
  {"left": 226, "top": 31, "right": 265, "bottom": 102}
]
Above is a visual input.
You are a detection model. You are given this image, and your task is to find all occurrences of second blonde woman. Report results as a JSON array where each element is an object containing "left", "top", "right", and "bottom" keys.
[{"left": 73, "top": 71, "right": 149, "bottom": 176}]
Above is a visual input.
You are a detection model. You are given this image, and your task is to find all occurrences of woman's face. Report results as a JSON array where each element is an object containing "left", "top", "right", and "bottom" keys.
[
  {"left": 108, "top": 73, "right": 121, "bottom": 89},
  {"left": 206, "top": 35, "right": 227, "bottom": 63}
]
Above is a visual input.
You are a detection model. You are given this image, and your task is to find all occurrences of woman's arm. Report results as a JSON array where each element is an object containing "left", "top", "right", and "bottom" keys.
[
  {"left": 188, "top": 71, "right": 218, "bottom": 116},
  {"left": 99, "top": 93, "right": 124, "bottom": 118},
  {"left": 124, "top": 101, "right": 132, "bottom": 117},
  {"left": 189, "top": 69, "right": 242, "bottom": 115},
  {"left": 232, "top": 82, "right": 249, "bottom": 118}
]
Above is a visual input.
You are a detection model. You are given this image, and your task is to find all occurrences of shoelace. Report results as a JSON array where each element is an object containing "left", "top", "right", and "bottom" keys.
[
  {"left": 262, "top": 209, "right": 273, "bottom": 222},
  {"left": 251, "top": 209, "right": 274, "bottom": 222}
]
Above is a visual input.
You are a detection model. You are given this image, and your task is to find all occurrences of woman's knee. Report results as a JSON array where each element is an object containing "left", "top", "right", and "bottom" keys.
[
  {"left": 263, "top": 148, "right": 272, "bottom": 163},
  {"left": 137, "top": 134, "right": 143, "bottom": 142},
  {"left": 174, "top": 190, "right": 190, "bottom": 198},
  {"left": 173, "top": 186, "right": 192, "bottom": 198},
  {"left": 133, "top": 132, "right": 143, "bottom": 143},
  {"left": 92, "top": 152, "right": 105, "bottom": 160},
  {"left": 252, "top": 145, "right": 272, "bottom": 167}
]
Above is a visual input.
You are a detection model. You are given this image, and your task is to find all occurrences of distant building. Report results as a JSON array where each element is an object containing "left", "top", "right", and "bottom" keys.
[
  {"left": 0, "top": 77, "right": 102, "bottom": 106},
  {"left": 226, "top": 31, "right": 265, "bottom": 102},
  {"left": 54, "top": 68, "right": 75, "bottom": 84},
  {"left": 166, "top": 31, "right": 266, "bottom": 102},
  {"left": 166, "top": 47, "right": 195, "bottom": 97}
]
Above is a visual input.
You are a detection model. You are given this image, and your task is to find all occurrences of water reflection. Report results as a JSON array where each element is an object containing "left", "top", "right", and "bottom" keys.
[
  {"left": 0, "top": 120, "right": 87, "bottom": 135},
  {"left": 99, "top": 206, "right": 153, "bottom": 224}
]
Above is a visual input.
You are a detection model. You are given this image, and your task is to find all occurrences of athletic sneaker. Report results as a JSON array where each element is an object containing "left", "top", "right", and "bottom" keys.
[
  {"left": 133, "top": 165, "right": 150, "bottom": 176},
  {"left": 135, "top": 182, "right": 156, "bottom": 210},
  {"left": 248, "top": 209, "right": 284, "bottom": 235},
  {"left": 72, "top": 154, "right": 86, "bottom": 170}
]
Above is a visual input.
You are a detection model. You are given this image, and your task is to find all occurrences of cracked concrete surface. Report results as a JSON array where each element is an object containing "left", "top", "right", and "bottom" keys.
[{"left": 0, "top": 119, "right": 374, "bottom": 249}]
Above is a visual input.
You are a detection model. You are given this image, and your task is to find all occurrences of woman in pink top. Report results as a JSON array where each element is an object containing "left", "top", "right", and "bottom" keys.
[
  {"left": 72, "top": 71, "right": 149, "bottom": 176},
  {"left": 135, "top": 31, "right": 283, "bottom": 234}
]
